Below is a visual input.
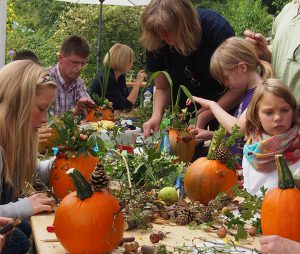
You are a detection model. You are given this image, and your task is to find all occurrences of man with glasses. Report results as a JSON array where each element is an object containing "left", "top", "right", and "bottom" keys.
[{"left": 48, "top": 35, "right": 95, "bottom": 115}]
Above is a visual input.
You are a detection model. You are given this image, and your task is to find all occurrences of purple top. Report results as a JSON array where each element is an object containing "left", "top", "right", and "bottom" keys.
[{"left": 230, "top": 87, "right": 256, "bottom": 165}]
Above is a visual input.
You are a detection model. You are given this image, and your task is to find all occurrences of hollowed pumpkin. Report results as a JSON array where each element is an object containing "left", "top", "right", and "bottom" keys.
[
  {"left": 169, "top": 129, "right": 195, "bottom": 162},
  {"left": 261, "top": 155, "right": 300, "bottom": 242},
  {"left": 50, "top": 154, "right": 99, "bottom": 200}
]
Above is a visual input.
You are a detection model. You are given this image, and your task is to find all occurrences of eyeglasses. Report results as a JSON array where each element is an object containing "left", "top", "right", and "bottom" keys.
[
  {"left": 63, "top": 55, "right": 87, "bottom": 67},
  {"left": 184, "top": 65, "right": 200, "bottom": 87}
]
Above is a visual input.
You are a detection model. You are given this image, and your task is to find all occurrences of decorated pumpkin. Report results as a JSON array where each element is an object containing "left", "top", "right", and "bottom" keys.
[
  {"left": 261, "top": 155, "right": 300, "bottom": 242},
  {"left": 169, "top": 129, "right": 195, "bottom": 162},
  {"left": 50, "top": 153, "right": 99, "bottom": 199},
  {"left": 184, "top": 126, "right": 239, "bottom": 205},
  {"left": 184, "top": 157, "right": 237, "bottom": 205},
  {"left": 54, "top": 165, "right": 124, "bottom": 254},
  {"left": 85, "top": 107, "right": 114, "bottom": 122}
]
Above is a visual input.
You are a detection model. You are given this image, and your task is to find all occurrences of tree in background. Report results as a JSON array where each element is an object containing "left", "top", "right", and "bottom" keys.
[{"left": 7, "top": 0, "right": 279, "bottom": 84}]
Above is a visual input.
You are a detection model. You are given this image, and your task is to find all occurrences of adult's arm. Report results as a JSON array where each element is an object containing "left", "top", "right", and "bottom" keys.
[
  {"left": 244, "top": 30, "right": 271, "bottom": 62},
  {"left": 260, "top": 235, "right": 300, "bottom": 254},
  {"left": 126, "top": 70, "right": 147, "bottom": 105},
  {"left": 143, "top": 73, "right": 171, "bottom": 137}
]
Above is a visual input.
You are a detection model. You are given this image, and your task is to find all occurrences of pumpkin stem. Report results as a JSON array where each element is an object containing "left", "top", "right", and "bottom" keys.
[
  {"left": 66, "top": 168, "right": 93, "bottom": 200},
  {"left": 207, "top": 126, "right": 226, "bottom": 160},
  {"left": 275, "top": 155, "right": 295, "bottom": 189}
]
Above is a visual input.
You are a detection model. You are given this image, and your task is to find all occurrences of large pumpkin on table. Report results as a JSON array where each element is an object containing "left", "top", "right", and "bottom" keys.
[
  {"left": 169, "top": 129, "right": 195, "bottom": 162},
  {"left": 184, "top": 157, "right": 237, "bottom": 205},
  {"left": 85, "top": 107, "right": 114, "bottom": 122},
  {"left": 54, "top": 168, "right": 124, "bottom": 254},
  {"left": 50, "top": 153, "right": 99, "bottom": 199},
  {"left": 261, "top": 155, "right": 300, "bottom": 242}
]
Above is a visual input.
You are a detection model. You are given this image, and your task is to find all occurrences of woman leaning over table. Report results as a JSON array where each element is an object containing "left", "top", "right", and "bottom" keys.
[
  {"left": 0, "top": 60, "right": 55, "bottom": 254},
  {"left": 89, "top": 43, "right": 147, "bottom": 110},
  {"left": 141, "top": 0, "right": 241, "bottom": 138}
]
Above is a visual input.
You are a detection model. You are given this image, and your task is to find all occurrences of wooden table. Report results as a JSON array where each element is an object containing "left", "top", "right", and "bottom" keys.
[{"left": 30, "top": 212, "right": 261, "bottom": 254}]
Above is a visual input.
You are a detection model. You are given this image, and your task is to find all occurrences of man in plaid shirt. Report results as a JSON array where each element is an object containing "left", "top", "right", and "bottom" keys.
[{"left": 48, "top": 35, "right": 95, "bottom": 115}]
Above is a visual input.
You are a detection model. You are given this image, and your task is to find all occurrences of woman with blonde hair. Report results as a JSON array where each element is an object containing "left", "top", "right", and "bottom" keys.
[
  {"left": 186, "top": 37, "right": 275, "bottom": 165},
  {"left": 141, "top": 0, "right": 239, "bottom": 138},
  {"left": 90, "top": 43, "right": 147, "bottom": 110},
  {"left": 0, "top": 60, "right": 56, "bottom": 253}
]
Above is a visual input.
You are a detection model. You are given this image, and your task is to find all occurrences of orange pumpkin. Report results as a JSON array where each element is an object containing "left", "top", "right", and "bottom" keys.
[
  {"left": 184, "top": 157, "right": 237, "bottom": 205},
  {"left": 261, "top": 155, "right": 300, "bottom": 242},
  {"left": 50, "top": 154, "right": 99, "bottom": 199},
  {"left": 85, "top": 107, "right": 114, "bottom": 122},
  {"left": 160, "top": 129, "right": 195, "bottom": 162},
  {"left": 54, "top": 168, "right": 124, "bottom": 254},
  {"left": 38, "top": 128, "right": 59, "bottom": 154}
]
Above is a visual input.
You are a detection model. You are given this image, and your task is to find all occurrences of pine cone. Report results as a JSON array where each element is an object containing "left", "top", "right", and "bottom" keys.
[
  {"left": 194, "top": 206, "right": 213, "bottom": 223},
  {"left": 174, "top": 208, "right": 194, "bottom": 225},
  {"left": 208, "top": 195, "right": 233, "bottom": 211},
  {"left": 89, "top": 162, "right": 109, "bottom": 191},
  {"left": 215, "top": 139, "right": 230, "bottom": 164}
]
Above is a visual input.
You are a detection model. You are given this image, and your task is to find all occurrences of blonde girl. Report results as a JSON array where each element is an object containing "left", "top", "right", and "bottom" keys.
[
  {"left": 89, "top": 43, "right": 147, "bottom": 110},
  {"left": 187, "top": 36, "right": 274, "bottom": 164},
  {"left": 243, "top": 79, "right": 300, "bottom": 196},
  {"left": 0, "top": 60, "right": 56, "bottom": 253}
]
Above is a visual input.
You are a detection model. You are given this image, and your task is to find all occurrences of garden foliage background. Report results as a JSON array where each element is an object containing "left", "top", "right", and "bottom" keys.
[{"left": 6, "top": 0, "right": 289, "bottom": 86}]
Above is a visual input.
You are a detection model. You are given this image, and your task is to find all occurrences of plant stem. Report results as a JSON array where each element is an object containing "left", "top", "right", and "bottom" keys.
[{"left": 109, "top": 149, "right": 132, "bottom": 191}]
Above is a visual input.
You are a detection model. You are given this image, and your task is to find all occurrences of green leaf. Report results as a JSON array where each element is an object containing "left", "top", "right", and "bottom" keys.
[{"left": 235, "top": 224, "right": 248, "bottom": 241}]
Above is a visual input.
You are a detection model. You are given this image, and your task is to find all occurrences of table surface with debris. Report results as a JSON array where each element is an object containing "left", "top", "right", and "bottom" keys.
[{"left": 30, "top": 211, "right": 261, "bottom": 254}]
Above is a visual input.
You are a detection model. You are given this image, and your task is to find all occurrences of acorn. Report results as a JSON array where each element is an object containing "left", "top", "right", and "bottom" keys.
[
  {"left": 248, "top": 226, "right": 257, "bottom": 236},
  {"left": 149, "top": 233, "right": 160, "bottom": 243},
  {"left": 217, "top": 227, "right": 227, "bottom": 238}
]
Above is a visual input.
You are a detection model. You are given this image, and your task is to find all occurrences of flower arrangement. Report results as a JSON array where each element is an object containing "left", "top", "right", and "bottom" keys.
[
  {"left": 86, "top": 53, "right": 113, "bottom": 122},
  {"left": 48, "top": 111, "right": 105, "bottom": 158},
  {"left": 142, "top": 71, "right": 198, "bottom": 162}
]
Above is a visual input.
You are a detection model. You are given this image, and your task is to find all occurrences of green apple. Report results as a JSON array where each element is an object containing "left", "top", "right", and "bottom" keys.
[{"left": 158, "top": 187, "right": 178, "bottom": 205}]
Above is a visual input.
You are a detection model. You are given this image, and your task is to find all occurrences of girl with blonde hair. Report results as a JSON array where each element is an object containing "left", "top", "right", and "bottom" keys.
[
  {"left": 0, "top": 60, "right": 56, "bottom": 253},
  {"left": 187, "top": 37, "right": 274, "bottom": 165},
  {"left": 141, "top": 0, "right": 238, "bottom": 138},
  {"left": 90, "top": 43, "right": 147, "bottom": 110},
  {"left": 243, "top": 79, "right": 300, "bottom": 196}
]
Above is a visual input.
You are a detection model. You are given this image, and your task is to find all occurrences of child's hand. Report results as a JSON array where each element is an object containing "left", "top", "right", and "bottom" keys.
[
  {"left": 186, "top": 98, "right": 193, "bottom": 106},
  {"left": 189, "top": 127, "right": 213, "bottom": 141}
]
